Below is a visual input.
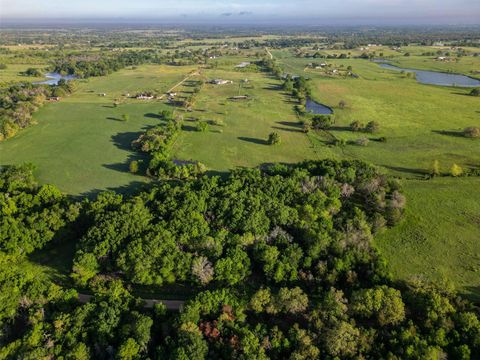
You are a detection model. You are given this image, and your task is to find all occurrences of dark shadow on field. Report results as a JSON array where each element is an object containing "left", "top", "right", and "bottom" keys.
[
  {"left": 102, "top": 105, "right": 115, "bottom": 109},
  {"left": 272, "top": 126, "right": 303, "bottom": 133},
  {"left": 460, "top": 286, "right": 480, "bottom": 304},
  {"left": 182, "top": 125, "right": 198, "bottom": 132},
  {"left": 76, "top": 180, "right": 155, "bottom": 200},
  {"left": 111, "top": 130, "right": 147, "bottom": 151},
  {"left": 106, "top": 116, "right": 124, "bottom": 121},
  {"left": 277, "top": 121, "right": 301, "bottom": 127},
  {"left": 144, "top": 112, "right": 164, "bottom": 120},
  {"left": 382, "top": 165, "right": 428, "bottom": 178},
  {"left": 28, "top": 236, "right": 77, "bottom": 286},
  {"left": 263, "top": 83, "right": 282, "bottom": 91},
  {"left": 450, "top": 91, "right": 472, "bottom": 97},
  {"left": 238, "top": 136, "right": 268, "bottom": 145},
  {"left": 329, "top": 126, "right": 352, "bottom": 132},
  {"left": 432, "top": 130, "right": 464, "bottom": 138}
]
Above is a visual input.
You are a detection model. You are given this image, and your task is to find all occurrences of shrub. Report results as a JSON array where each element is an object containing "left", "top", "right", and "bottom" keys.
[
  {"left": 450, "top": 164, "right": 463, "bottom": 177},
  {"left": 338, "top": 100, "right": 347, "bottom": 109},
  {"left": 365, "top": 121, "right": 380, "bottom": 133},
  {"left": 0, "top": 63, "right": 7, "bottom": 70},
  {"left": 121, "top": 114, "right": 129, "bottom": 122},
  {"left": 196, "top": 122, "right": 209, "bottom": 132},
  {"left": 464, "top": 127, "right": 480, "bottom": 138},
  {"left": 268, "top": 132, "right": 281, "bottom": 145},
  {"left": 431, "top": 160, "right": 440, "bottom": 177},
  {"left": 129, "top": 160, "right": 139, "bottom": 174},
  {"left": 470, "top": 88, "right": 480, "bottom": 96},
  {"left": 312, "top": 115, "right": 333, "bottom": 130},
  {"left": 355, "top": 138, "right": 369, "bottom": 146},
  {"left": 350, "top": 121, "right": 364, "bottom": 132}
]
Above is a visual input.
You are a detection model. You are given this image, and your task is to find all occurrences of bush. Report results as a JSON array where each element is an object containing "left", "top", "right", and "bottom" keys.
[
  {"left": 365, "top": 121, "right": 380, "bottom": 133},
  {"left": 121, "top": 114, "right": 129, "bottom": 122},
  {"left": 312, "top": 115, "right": 333, "bottom": 130},
  {"left": 338, "top": 100, "right": 347, "bottom": 109},
  {"left": 470, "top": 88, "right": 480, "bottom": 96},
  {"left": 268, "top": 132, "right": 281, "bottom": 145},
  {"left": 354, "top": 138, "right": 369, "bottom": 146},
  {"left": 0, "top": 63, "right": 7, "bottom": 70},
  {"left": 196, "top": 122, "right": 209, "bottom": 132},
  {"left": 350, "top": 121, "right": 364, "bottom": 132},
  {"left": 129, "top": 160, "right": 139, "bottom": 174},
  {"left": 464, "top": 127, "right": 480, "bottom": 138},
  {"left": 450, "top": 164, "right": 463, "bottom": 177}
]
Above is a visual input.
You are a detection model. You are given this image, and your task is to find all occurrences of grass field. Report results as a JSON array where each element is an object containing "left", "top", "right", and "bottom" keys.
[
  {"left": 171, "top": 64, "right": 319, "bottom": 170},
  {"left": 273, "top": 50, "right": 480, "bottom": 178},
  {"left": 0, "top": 65, "right": 194, "bottom": 195},
  {"left": 374, "top": 177, "right": 480, "bottom": 300}
]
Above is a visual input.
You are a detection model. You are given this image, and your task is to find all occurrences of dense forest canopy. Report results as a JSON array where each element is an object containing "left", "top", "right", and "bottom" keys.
[{"left": 0, "top": 161, "right": 479, "bottom": 359}]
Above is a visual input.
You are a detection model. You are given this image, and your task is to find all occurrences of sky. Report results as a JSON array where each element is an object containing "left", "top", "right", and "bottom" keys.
[{"left": 1, "top": 0, "right": 480, "bottom": 25}]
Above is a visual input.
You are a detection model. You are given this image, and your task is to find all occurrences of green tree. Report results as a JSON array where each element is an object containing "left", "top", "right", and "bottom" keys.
[
  {"left": 431, "top": 159, "right": 441, "bottom": 177},
  {"left": 268, "top": 132, "right": 281, "bottom": 145},
  {"left": 470, "top": 88, "right": 480, "bottom": 96},
  {"left": 121, "top": 114, "right": 129, "bottom": 122},
  {"left": 450, "top": 163, "right": 463, "bottom": 177},
  {"left": 350, "top": 120, "right": 364, "bottom": 132},
  {"left": 117, "top": 338, "right": 141, "bottom": 360},
  {"left": 464, "top": 126, "right": 480, "bottom": 138},
  {"left": 215, "top": 247, "right": 251, "bottom": 285},
  {"left": 129, "top": 160, "right": 139, "bottom": 174},
  {"left": 365, "top": 121, "right": 380, "bottom": 133},
  {"left": 350, "top": 285, "right": 406, "bottom": 326}
]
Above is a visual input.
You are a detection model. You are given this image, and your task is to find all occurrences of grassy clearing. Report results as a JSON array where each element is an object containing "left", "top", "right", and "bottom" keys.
[
  {"left": 0, "top": 65, "right": 193, "bottom": 195},
  {"left": 172, "top": 64, "right": 319, "bottom": 170},
  {"left": 0, "top": 63, "right": 49, "bottom": 85},
  {"left": 374, "top": 177, "right": 480, "bottom": 300}
]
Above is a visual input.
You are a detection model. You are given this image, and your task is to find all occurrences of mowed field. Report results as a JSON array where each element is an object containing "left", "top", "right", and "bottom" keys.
[
  {"left": 172, "top": 61, "right": 318, "bottom": 170},
  {"left": 0, "top": 65, "right": 195, "bottom": 195},
  {"left": 374, "top": 177, "right": 480, "bottom": 300}
]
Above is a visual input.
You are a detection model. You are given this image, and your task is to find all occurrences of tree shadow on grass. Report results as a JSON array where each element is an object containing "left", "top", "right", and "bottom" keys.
[
  {"left": 144, "top": 113, "right": 164, "bottom": 120},
  {"left": 106, "top": 116, "right": 124, "bottom": 121},
  {"left": 182, "top": 125, "right": 198, "bottom": 132},
  {"left": 76, "top": 180, "right": 154, "bottom": 200},
  {"left": 432, "top": 130, "right": 465, "bottom": 138},
  {"left": 263, "top": 84, "right": 282, "bottom": 91},
  {"left": 238, "top": 136, "right": 268, "bottom": 145},
  {"left": 272, "top": 126, "right": 303, "bottom": 133},
  {"left": 111, "top": 131, "right": 146, "bottom": 151},
  {"left": 277, "top": 121, "right": 301, "bottom": 127},
  {"left": 382, "top": 165, "right": 428, "bottom": 178},
  {"left": 329, "top": 126, "right": 353, "bottom": 132}
]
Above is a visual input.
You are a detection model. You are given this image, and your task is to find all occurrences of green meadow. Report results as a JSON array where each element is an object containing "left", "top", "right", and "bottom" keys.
[{"left": 0, "top": 65, "right": 193, "bottom": 195}]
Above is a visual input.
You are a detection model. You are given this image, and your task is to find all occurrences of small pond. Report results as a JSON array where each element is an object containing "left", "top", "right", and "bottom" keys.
[
  {"left": 34, "top": 72, "right": 77, "bottom": 85},
  {"left": 379, "top": 63, "right": 480, "bottom": 87},
  {"left": 306, "top": 98, "right": 333, "bottom": 115}
]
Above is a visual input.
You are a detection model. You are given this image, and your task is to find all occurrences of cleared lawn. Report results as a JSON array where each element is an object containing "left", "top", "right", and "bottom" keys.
[
  {"left": 0, "top": 65, "right": 194, "bottom": 195},
  {"left": 374, "top": 177, "right": 480, "bottom": 301},
  {"left": 172, "top": 64, "right": 320, "bottom": 170}
]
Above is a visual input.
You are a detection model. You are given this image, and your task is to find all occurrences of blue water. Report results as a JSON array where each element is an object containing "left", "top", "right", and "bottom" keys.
[
  {"left": 379, "top": 63, "right": 480, "bottom": 87},
  {"left": 34, "top": 72, "right": 77, "bottom": 85},
  {"left": 306, "top": 98, "right": 333, "bottom": 115}
]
